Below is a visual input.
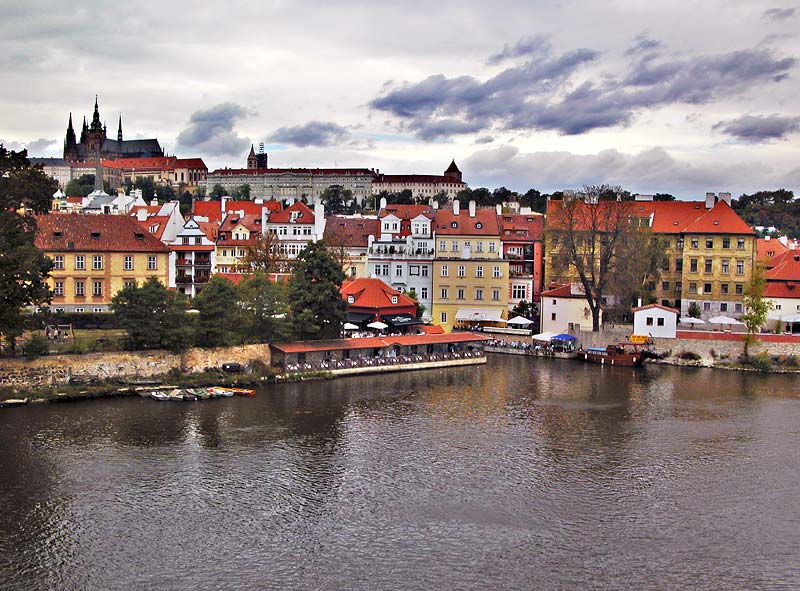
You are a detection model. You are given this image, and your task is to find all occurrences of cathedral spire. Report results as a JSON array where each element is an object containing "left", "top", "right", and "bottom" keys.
[
  {"left": 117, "top": 114, "right": 123, "bottom": 142},
  {"left": 90, "top": 95, "right": 102, "bottom": 131}
]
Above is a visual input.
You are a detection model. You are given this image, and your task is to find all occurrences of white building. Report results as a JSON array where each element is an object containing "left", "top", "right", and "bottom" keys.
[
  {"left": 372, "top": 161, "right": 466, "bottom": 201},
  {"left": 264, "top": 201, "right": 326, "bottom": 262},
  {"left": 540, "top": 284, "right": 599, "bottom": 334},
  {"left": 168, "top": 217, "right": 217, "bottom": 298},
  {"left": 632, "top": 304, "right": 679, "bottom": 339},
  {"left": 30, "top": 157, "right": 73, "bottom": 188}
]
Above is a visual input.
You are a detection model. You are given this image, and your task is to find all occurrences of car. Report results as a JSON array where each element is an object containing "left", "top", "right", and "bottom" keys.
[{"left": 221, "top": 362, "right": 242, "bottom": 373}]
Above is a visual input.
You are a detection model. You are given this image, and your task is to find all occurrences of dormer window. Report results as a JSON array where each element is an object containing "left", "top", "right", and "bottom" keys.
[
  {"left": 475, "top": 222, "right": 482, "bottom": 229},
  {"left": 451, "top": 221, "right": 458, "bottom": 228},
  {"left": 53, "top": 231, "right": 63, "bottom": 238},
  {"left": 347, "top": 295, "right": 355, "bottom": 304},
  {"left": 134, "top": 232, "right": 144, "bottom": 240},
  {"left": 91, "top": 231, "right": 100, "bottom": 239},
  {"left": 391, "top": 295, "right": 398, "bottom": 304}
]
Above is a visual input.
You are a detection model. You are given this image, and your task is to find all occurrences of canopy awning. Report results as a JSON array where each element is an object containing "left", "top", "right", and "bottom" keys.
[
  {"left": 383, "top": 313, "right": 423, "bottom": 328},
  {"left": 679, "top": 317, "right": 706, "bottom": 324},
  {"left": 709, "top": 315, "right": 744, "bottom": 325},
  {"left": 367, "top": 321, "right": 388, "bottom": 330},
  {"left": 532, "top": 331, "right": 556, "bottom": 342},
  {"left": 343, "top": 322, "right": 359, "bottom": 330},
  {"left": 552, "top": 333, "right": 577, "bottom": 342},
  {"left": 455, "top": 308, "right": 506, "bottom": 323},
  {"left": 780, "top": 313, "right": 800, "bottom": 323},
  {"left": 507, "top": 316, "right": 534, "bottom": 326},
  {"left": 347, "top": 311, "right": 373, "bottom": 323}
]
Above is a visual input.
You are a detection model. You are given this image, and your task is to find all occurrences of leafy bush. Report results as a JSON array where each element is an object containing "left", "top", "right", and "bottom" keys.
[
  {"left": 678, "top": 351, "right": 702, "bottom": 361},
  {"left": 749, "top": 352, "right": 773, "bottom": 371},
  {"left": 22, "top": 334, "right": 49, "bottom": 359}
]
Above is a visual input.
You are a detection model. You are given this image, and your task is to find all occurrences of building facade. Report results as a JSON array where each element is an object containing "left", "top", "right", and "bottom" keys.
[
  {"left": 372, "top": 161, "right": 466, "bottom": 200},
  {"left": 168, "top": 218, "right": 216, "bottom": 298}
]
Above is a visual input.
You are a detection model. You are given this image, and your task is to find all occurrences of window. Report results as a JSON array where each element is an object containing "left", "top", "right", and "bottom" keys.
[
  {"left": 441, "top": 264, "right": 448, "bottom": 277},
  {"left": 646, "top": 317, "right": 654, "bottom": 326},
  {"left": 420, "top": 287, "right": 428, "bottom": 300},
  {"left": 704, "top": 260, "right": 712, "bottom": 273},
  {"left": 92, "top": 255, "right": 103, "bottom": 270},
  {"left": 703, "top": 302, "right": 711, "bottom": 311},
  {"left": 551, "top": 313, "right": 557, "bottom": 321},
  {"left": 690, "top": 259, "right": 698, "bottom": 273},
  {"left": 441, "top": 312, "right": 447, "bottom": 323},
  {"left": 476, "top": 242, "right": 483, "bottom": 253},
  {"left": 735, "top": 303, "right": 742, "bottom": 312},
  {"left": 349, "top": 266, "right": 356, "bottom": 277},
  {"left": 410, "top": 265, "right": 420, "bottom": 276},
  {"left": 182, "top": 237, "right": 190, "bottom": 245},
  {"left": 476, "top": 288, "right": 483, "bottom": 300},
  {"left": 691, "top": 238, "right": 698, "bottom": 249},
  {"left": 704, "top": 283, "right": 712, "bottom": 294},
  {"left": 512, "top": 285, "right": 527, "bottom": 299},
  {"left": 723, "top": 237, "right": 730, "bottom": 249},
  {"left": 492, "top": 289, "right": 500, "bottom": 301},
  {"left": 93, "top": 307, "right": 103, "bottom": 313},
  {"left": 148, "top": 256, "right": 157, "bottom": 270},
  {"left": 676, "top": 259, "right": 683, "bottom": 272},
  {"left": 451, "top": 241, "right": 458, "bottom": 252},
  {"left": 488, "top": 242, "right": 496, "bottom": 253},
  {"left": 421, "top": 266, "right": 429, "bottom": 277},
  {"left": 53, "top": 255, "right": 64, "bottom": 270},
  {"left": 75, "top": 255, "right": 85, "bottom": 270},
  {"left": 124, "top": 280, "right": 135, "bottom": 289},
  {"left": 75, "top": 280, "right": 85, "bottom": 296},
  {"left": 457, "top": 265, "right": 465, "bottom": 277},
  {"left": 662, "top": 258, "right": 669, "bottom": 271},
  {"left": 391, "top": 295, "right": 398, "bottom": 304},
  {"left": 735, "top": 283, "right": 743, "bottom": 295},
  {"left": 690, "top": 282, "right": 698, "bottom": 294},
  {"left": 721, "top": 260, "right": 729, "bottom": 273},
  {"left": 347, "top": 295, "right": 355, "bottom": 304},
  {"left": 720, "top": 303, "right": 728, "bottom": 312},
  {"left": 457, "top": 288, "right": 465, "bottom": 300},
  {"left": 706, "top": 239, "right": 714, "bottom": 249},
  {"left": 552, "top": 299, "right": 557, "bottom": 305},
  {"left": 75, "top": 307, "right": 84, "bottom": 313},
  {"left": 493, "top": 266, "right": 501, "bottom": 278},
  {"left": 440, "top": 288, "right": 449, "bottom": 299},
  {"left": 54, "top": 281, "right": 64, "bottom": 296},
  {"left": 737, "top": 239, "right": 745, "bottom": 250},
  {"left": 677, "top": 237, "right": 684, "bottom": 249},
  {"left": 676, "top": 282, "right": 682, "bottom": 294},
  {"left": 124, "top": 256, "right": 133, "bottom": 271},
  {"left": 395, "top": 265, "right": 402, "bottom": 277},
  {"left": 736, "top": 260, "right": 744, "bottom": 274},
  {"left": 721, "top": 284, "right": 729, "bottom": 295},
  {"left": 662, "top": 281, "right": 669, "bottom": 291},
  {"left": 476, "top": 266, "right": 484, "bottom": 278},
  {"left": 222, "top": 249, "right": 228, "bottom": 257},
  {"left": 93, "top": 281, "right": 102, "bottom": 296},
  {"left": 238, "top": 248, "right": 245, "bottom": 257},
  {"left": 657, "top": 318, "right": 665, "bottom": 326},
  {"left": 439, "top": 240, "right": 446, "bottom": 251}
]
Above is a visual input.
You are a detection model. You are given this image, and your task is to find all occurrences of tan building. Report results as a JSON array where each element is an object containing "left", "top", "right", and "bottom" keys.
[
  {"left": 372, "top": 161, "right": 466, "bottom": 201},
  {"left": 36, "top": 214, "right": 169, "bottom": 313}
]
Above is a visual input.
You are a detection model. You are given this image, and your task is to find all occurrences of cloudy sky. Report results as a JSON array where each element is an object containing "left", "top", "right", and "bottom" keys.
[{"left": 1, "top": 0, "right": 799, "bottom": 198}]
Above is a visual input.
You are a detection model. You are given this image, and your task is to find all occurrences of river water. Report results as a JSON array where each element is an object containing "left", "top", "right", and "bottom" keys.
[{"left": 1, "top": 355, "right": 799, "bottom": 590}]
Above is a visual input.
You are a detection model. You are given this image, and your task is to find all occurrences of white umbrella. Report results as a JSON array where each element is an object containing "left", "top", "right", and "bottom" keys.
[
  {"left": 367, "top": 321, "right": 388, "bottom": 330},
  {"left": 507, "top": 316, "right": 534, "bottom": 326},
  {"left": 532, "top": 331, "right": 556, "bottom": 342},
  {"left": 708, "top": 315, "right": 744, "bottom": 325},
  {"left": 780, "top": 313, "right": 800, "bottom": 323},
  {"left": 679, "top": 317, "right": 705, "bottom": 324},
  {"left": 343, "top": 322, "right": 359, "bottom": 330}
]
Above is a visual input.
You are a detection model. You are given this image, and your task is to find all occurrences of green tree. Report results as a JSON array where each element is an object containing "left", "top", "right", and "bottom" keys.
[
  {"left": 288, "top": 241, "right": 347, "bottom": 340},
  {"left": 193, "top": 275, "right": 239, "bottom": 347},
  {"left": 392, "top": 189, "right": 414, "bottom": 205},
  {"left": 687, "top": 301, "right": 702, "bottom": 319},
  {"left": 235, "top": 273, "right": 291, "bottom": 343},
  {"left": 432, "top": 190, "right": 450, "bottom": 206},
  {"left": 133, "top": 177, "right": 157, "bottom": 200},
  {"left": 230, "top": 184, "right": 251, "bottom": 200},
  {"left": 654, "top": 193, "right": 676, "bottom": 201},
  {"left": 209, "top": 184, "right": 226, "bottom": 199},
  {"left": 404, "top": 288, "right": 425, "bottom": 318},
  {"left": 155, "top": 184, "right": 176, "bottom": 203},
  {"left": 111, "top": 277, "right": 194, "bottom": 351},
  {"left": 522, "top": 189, "right": 546, "bottom": 213},
  {"left": 512, "top": 299, "right": 533, "bottom": 318},
  {"left": 66, "top": 173, "right": 110, "bottom": 197},
  {"left": 740, "top": 263, "right": 774, "bottom": 357},
  {"left": 0, "top": 147, "right": 57, "bottom": 352},
  {"left": 320, "top": 185, "right": 351, "bottom": 214}
]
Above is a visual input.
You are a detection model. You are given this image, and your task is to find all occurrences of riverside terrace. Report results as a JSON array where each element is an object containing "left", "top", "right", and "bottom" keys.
[{"left": 269, "top": 333, "right": 490, "bottom": 376}]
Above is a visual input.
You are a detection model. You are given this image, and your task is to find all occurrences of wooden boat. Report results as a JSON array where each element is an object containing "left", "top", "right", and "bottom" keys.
[
  {"left": 209, "top": 387, "right": 254, "bottom": 397},
  {"left": 579, "top": 344, "right": 644, "bottom": 367},
  {"left": 208, "top": 387, "right": 234, "bottom": 398},
  {"left": 150, "top": 391, "right": 170, "bottom": 401}
]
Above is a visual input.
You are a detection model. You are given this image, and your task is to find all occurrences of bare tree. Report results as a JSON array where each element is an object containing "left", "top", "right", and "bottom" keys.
[{"left": 243, "top": 231, "right": 284, "bottom": 274}]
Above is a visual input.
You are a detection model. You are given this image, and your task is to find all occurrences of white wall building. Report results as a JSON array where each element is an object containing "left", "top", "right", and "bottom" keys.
[
  {"left": 632, "top": 304, "right": 679, "bottom": 339},
  {"left": 540, "top": 284, "right": 599, "bottom": 334}
]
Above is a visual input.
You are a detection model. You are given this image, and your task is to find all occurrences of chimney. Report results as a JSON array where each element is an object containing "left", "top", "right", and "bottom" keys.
[
  {"left": 137, "top": 208, "right": 147, "bottom": 222},
  {"left": 150, "top": 198, "right": 158, "bottom": 207},
  {"left": 254, "top": 198, "right": 263, "bottom": 204},
  {"left": 453, "top": 199, "right": 460, "bottom": 215},
  {"left": 314, "top": 203, "right": 325, "bottom": 238},
  {"left": 432, "top": 200, "right": 439, "bottom": 210},
  {"left": 719, "top": 192, "right": 731, "bottom": 205},
  {"left": 705, "top": 192, "right": 716, "bottom": 209},
  {"left": 634, "top": 194, "right": 654, "bottom": 201},
  {"left": 221, "top": 196, "right": 228, "bottom": 215},
  {"left": 261, "top": 206, "right": 268, "bottom": 235},
  {"left": 380, "top": 197, "right": 387, "bottom": 211},
  {"left": 468, "top": 200, "right": 476, "bottom": 217},
  {"left": 496, "top": 204, "right": 502, "bottom": 215}
]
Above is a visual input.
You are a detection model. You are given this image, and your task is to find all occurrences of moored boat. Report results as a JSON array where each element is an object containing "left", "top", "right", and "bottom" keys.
[
  {"left": 150, "top": 391, "right": 170, "bottom": 401},
  {"left": 579, "top": 343, "right": 644, "bottom": 367}
]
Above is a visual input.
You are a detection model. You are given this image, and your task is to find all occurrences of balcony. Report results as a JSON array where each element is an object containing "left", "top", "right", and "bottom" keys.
[{"left": 369, "top": 245, "right": 433, "bottom": 259}]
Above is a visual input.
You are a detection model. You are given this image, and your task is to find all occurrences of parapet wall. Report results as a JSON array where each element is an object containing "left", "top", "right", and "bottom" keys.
[{"left": 0, "top": 344, "right": 272, "bottom": 389}]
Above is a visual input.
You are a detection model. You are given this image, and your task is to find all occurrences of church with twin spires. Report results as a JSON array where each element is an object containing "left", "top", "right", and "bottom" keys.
[{"left": 63, "top": 96, "right": 164, "bottom": 163}]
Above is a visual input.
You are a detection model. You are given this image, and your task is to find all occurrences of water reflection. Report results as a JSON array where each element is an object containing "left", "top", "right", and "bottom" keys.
[{"left": 1, "top": 356, "right": 800, "bottom": 590}]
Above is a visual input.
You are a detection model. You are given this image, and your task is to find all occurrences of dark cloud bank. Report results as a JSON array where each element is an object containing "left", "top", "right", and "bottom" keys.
[
  {"left": 268, "top": 121, "right": 350, "bottom": 147},
  {"left": 176, "top": 102, "right": 251, "bottom": 156},
  {"left": 714, "top": 114, "right": 800, "bottom": 142}
]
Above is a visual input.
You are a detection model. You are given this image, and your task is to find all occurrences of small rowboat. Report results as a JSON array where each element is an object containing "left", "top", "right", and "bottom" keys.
[
  {"left": 150, "top": 391, "right": 170, "bottom": 401},
  {"left": 208, "top": 387, "right": 234, "bottom": 398},
  {"left": 209, "top": 387, "right": 255, "bottom": 397}
]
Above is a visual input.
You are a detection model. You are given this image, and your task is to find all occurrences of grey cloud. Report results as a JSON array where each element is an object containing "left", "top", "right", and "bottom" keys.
[
  {"left": 487, "top": 35, "right": 550, "bottom": 65},
  {"left": 463, "top": 145, "right": 778, "bottom": 197},
  {"left": 625, "top": 34, "right": 662, "bottom": 56},
  {"left": 176, "top": 102, "right": 251, "bottom": 157},
  {"left": 371, "top": 42, "right": 796, "bottom": 139},
  {"left": 713, "top": 114, "right": 800, "bottom": 141},
  {"left": 475, "top": 136, "right": 494, "bottom": 144},
  {"left": 763, "top": 7, "right": 796, "bottom": 20},
  {"left": 268, "top": 121, "right": 350, "bottom": 147},
  {"left": 0, "top": 138, "right": 56, "bottom": 153}
]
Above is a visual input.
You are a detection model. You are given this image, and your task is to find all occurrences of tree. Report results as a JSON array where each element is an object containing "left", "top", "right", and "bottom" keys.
[
  {"left": 512, "top": 299, "right": 533, "bottom": 318},
  {"left": 288, "top": 241, "right": 347, "bottom": 340},
  {"left": 522, "top": 189, "right": 546, "bottom": 213},
  {"left": 155, "top": 184, "right": 176, "bottom": 203},
  {"left": 243, "top": 231, "right": 284, "bottom": 274},
  {"left": 687, "top": 301, "right": 702, "bottom": 319},
  {"left": 404, "top": 288, "right": 425, "bottom": 318},
  {"left": 654, "top": 193, "right": 676, "bottom": 201},
  {"left": 0, "top": 147, "right": 57, "bottom": 352},
  {"left": 235, "top": 273, "right": 291, "bottom": 343},
  {"left": 66, "top": 173, "right": 110, "bottom": 197},
  {"left": 606, "top": 229, "right": 668, "bottom": 310},
  {"left": 209, "top": 184, "right": 226, "bottom": 199},
  {"left": 393, "top": 189, "right": 414, "bottom": 205},
  {"left": 193, "top": 275, "right": 239, "bottom": 347},
  {"left": 133, "top": 177, "right": 157, "bottom": 200},
  {"left": 231, "top": 184, "right": 251, "bottom": 200},
  {"left": 320, "top": 185, "right": 350, "bottom": 214},
  {"left": 546, "top": 185, "right": 634, "bottom": 331},
  {"left": 111, "top": 277, "right": 194, "bottom": 351},
  {"left": 432, "top": 191, "right": 450, "bottom": 206},
  {"left": 740, "top": 263, "right": 774, "bottom": 357}
]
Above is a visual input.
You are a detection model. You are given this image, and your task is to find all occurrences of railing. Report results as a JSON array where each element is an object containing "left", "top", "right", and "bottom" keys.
[{"left": 281, "top": 350, "right": 483, "bottom": 373}]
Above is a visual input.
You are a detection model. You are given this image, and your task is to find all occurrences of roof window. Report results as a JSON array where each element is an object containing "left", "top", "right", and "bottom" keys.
[
  {"left": 53, "top": 231, "right": 63, "bottom": 238},
  {"left": 134, "top": 232, "right": 145, "bottom": 240},
  {"left": 91, "top": 231, "right": 101, "bottom": 239},
  {"left": 451, "top": 221, "right": 458, "bottom": 228},
  {"left": 476, "top": 222, "right": 483, "bottom": 229}
]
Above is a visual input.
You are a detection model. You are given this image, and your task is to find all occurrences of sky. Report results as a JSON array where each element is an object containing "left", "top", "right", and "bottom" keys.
[{"left": 1, "top": 0, "right": 799, "bottom": 199}]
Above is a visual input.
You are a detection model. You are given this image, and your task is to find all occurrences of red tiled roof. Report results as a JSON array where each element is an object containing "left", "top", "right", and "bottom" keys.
[
  {"left": 324, "top": 216, "right": 379, "bottom": 247},
  {"left": 217, "top": 213, "right": 262, "bottom": 245},
  {"left": 541, "top": 284, "right": 576, "bottom": 298},
  {"left": 129, "top": 205, "right": 162, "bottom": 217},
  {"left": 193, "top": 200, "right": 282, "bottom": 224},
  {"left": 112, "top": 157, "right": 177, "bottom": 170},
  {"left": 210, "top": 168, "right": 376, "bottom": 176},
  {"left": 196, "top": 221, "right": 219, "bottom": 242},
  {"left": 379, "top": 204, "right": 434, "bottom": 220},
  {"left": 631, "top": 303, "right": 679, "bottom": 314},
  {"left": 267, "top": 201, "right": 315, "bottom": 224},
  {"left": 35, "top": 214, "right": 169, "bottom": 253},
  {"left": 758, "top": 238, "right": 790, "bottom": 261},
  {"left": 66, "top": 197, "right": 84, "bottom": 203},
  {"left": 765, "top": 251, "right": 800, "bottom": 281},
  {"left": 376, "top": 174, "right": 465, "bottom": 185},
  {"left": 418, "top": 324, "right": 445, "bottom": 335},
  {"left": 271, "top": 332, "right": 489, "bottom": 353},
  {"left": 174, "top": 158, "right": 207, "bottom": 169},
  {"left": 444, "top": 160, "right": 461, "bottom": 174},
  {"left": 435, "top": 207, "right": 500, "bottom": 236},
  {"left": 499, "top": 213, "right": 544, "bottom": 241},
  {"left": 765, "top": 282, "right": 800, "bottom": 298},
  {"left": 341, "top": 278, "right": 418, "bottom": 309},
  {"left": 216, "top": 273, "right": 249, "bottom": 286},
  {"left": 135, "top": 214, "right": 170, "bottom": 240}
]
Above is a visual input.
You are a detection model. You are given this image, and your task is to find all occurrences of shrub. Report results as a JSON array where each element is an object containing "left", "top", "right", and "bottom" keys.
[
  {"left": 678, "top": 351, "right": 702, "bottom": 361},
  {"left": 22, "top": 334, "right": 49, "bottom": 359},
  {"left": 749, "top": 352, "right": 773, "bottom": 371}
]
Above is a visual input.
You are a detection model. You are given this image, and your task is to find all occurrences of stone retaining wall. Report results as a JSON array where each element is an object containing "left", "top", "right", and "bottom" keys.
[{"left": 0, "top": 344, "right": 272, "bottom": 389}]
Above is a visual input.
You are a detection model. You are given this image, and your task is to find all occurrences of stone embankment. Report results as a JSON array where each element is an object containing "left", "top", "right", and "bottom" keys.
[{"left": 0, "top": 344, "right": 272, "bottom": 389}]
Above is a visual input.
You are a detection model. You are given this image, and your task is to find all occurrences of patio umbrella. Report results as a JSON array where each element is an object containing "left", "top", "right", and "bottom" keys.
[
  {"left": 367, "top": 321, "right": 388, "bottom": 330},
  {"left": 679, "top": 317, "right": 706, "bottom": 324},
  {"left": 708, "top": 316, "right": 744, "bottom": 325},
  {"left": 343, "top": 322, "right": 359, "bottom": 330},
  {"left": 780, "top": 313, "right": 800, "bottom": 323},
  {"left": 507, "top": 316, "right": 534, "bottom": 326},
  {"left": 532, "top": 331, "right": 556, "bottom": 342}
]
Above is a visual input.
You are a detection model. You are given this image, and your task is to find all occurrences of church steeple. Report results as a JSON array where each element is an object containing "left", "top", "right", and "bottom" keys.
[
  {"left": 65, "top": 113, "right": 76, "bottom": 146},
  {"left": 247, "top": 144, "right": 257, "bottom": 169},
  {"left": 90, "top": 95, "right": 102, "bottom": 131},
  {"left": 80, "top": 116, "right": 88, "bottom": 143},
  {"left": 117, "top": 114, "right": 123, "bottom": 142}
]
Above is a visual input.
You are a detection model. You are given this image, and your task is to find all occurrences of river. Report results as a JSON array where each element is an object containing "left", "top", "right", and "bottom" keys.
[{"left": 1, "top": 355, "right": 799, "bottom": 590}]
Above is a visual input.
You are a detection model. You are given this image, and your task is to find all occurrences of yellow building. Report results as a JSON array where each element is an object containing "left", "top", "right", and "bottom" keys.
[
  {"left": 36, "top": 214, "right": 169, "bottom": 313},
  {"left": 215, "top": 213, "right": 262, "bottom": 273},
  {"left": 432, "top": 201, "right": 509, "bottom": 332}
]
